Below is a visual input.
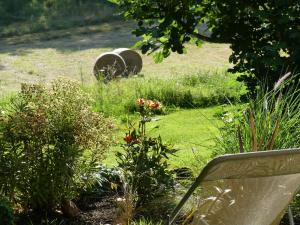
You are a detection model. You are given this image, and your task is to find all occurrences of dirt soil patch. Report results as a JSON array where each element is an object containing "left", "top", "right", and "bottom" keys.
[
  {"left": 15, "top": 196, "right": 118, "bottom": 225},
  {"left": 75, "top": 195, "right": 118, "bottom": 225}
]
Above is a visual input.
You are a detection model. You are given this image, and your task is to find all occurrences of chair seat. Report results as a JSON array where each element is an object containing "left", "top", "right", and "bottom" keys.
[{"left": 169, "top": 149, "right": 300, "bottom": 225}]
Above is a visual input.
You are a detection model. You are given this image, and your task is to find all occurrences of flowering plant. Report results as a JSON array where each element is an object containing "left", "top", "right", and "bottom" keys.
[{"left": 116, "top": 98, "right": 176, "bottom": 206}]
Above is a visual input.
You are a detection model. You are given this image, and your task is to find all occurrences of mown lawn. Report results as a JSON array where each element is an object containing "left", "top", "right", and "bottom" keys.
[{"left": 104, "top": 106, "right": 229, "bottom": 175}]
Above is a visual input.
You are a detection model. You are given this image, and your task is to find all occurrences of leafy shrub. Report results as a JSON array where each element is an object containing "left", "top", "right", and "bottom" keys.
[
  {"left": 0, "top": 78, "right": 113, "bottom": 213},
  {"left": 88, "top": 165, "right": 123, "bottom": 196},
  {"left": 0, "top": 197, "right": 14, "bottom": 225},
  {"left": 116, "top": 99, "right": 176, "bottom": 206}
]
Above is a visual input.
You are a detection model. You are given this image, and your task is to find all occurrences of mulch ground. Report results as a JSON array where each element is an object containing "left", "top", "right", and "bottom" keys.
[
  {"left": 14, "top": 193, "right": 299, "bottom": 225},
  {"left": 280, "top": 214, "right": 300, "bottom": 225},
  {"left": 16, "top": 195, "right": 118, "bottom": 225},
  {"left": 74, "top": 195, "right": 118, "bottom": 225}
]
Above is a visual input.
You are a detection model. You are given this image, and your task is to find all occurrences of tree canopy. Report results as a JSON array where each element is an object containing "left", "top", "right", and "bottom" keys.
[{"left": 111, "top": 0, "right": 300, "bottom": 91}]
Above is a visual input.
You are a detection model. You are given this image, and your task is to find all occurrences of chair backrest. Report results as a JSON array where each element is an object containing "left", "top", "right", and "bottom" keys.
[{"left": 169, "top": 149, "right": 300, "bottom": 225}]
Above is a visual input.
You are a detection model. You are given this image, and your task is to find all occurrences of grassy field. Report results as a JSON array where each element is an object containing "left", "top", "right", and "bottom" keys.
[
  {"left": 0, "top": 21, "right": 231, "bottom": 96},
  {"left": 0, "top": 20, "right": 239, "bottom": 171}
]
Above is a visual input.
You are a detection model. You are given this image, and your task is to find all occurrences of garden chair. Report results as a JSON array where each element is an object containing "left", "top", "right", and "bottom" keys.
[{"left": 169, "top": 148, "right": 300, "bottom": 225}]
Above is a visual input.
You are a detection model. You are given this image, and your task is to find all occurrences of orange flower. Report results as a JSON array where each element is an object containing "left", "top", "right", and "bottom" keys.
[
  {"left": 124, "top": 134, "right": 134, "bottom": 144},
  {"left": 124, "top": 134, "right": 140, "bottom": 144},
  {"left": 148, "top": 100, "right": 161, "bottom": 110},
  {"left": 137, "top": 98, "right": 145, "bottom": 106}
]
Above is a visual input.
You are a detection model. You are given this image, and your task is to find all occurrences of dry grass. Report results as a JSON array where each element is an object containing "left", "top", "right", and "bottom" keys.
[{"left": 0, "top": 21, "right": 231, "bottom": 96}]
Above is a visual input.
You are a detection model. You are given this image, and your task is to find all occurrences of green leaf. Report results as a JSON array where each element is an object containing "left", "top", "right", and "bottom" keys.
[{"left": 154, "top": 51, "right": 164, "bottom": 63}]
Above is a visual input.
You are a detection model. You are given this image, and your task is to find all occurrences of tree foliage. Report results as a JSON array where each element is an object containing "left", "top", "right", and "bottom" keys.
[
  {"left": 111, "top": 0, "right": 300, "bottom": 91},
  {"left": 0, "top": 79, "right": 113, "bottom": 212}
]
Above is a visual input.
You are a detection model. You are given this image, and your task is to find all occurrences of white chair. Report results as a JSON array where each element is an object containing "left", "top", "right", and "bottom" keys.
[{"left": 169, "top": 148, "right": 300, "bottom": 225}]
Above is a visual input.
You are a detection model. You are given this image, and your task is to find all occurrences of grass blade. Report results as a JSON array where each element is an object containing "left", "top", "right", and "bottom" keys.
[{"left": 249, "top": 109, "right": 258, "bottom": 151}]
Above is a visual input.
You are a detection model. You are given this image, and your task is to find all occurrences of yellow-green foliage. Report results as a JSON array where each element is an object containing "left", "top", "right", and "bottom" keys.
[{"left": 0, "top": 78, "right": 113, "bottom": 212}]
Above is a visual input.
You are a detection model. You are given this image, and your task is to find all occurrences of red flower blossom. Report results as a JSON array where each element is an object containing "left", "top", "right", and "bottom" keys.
[
  {"left": 124, "top": 134, "right": 134, "bottom": 144},
  {"left": 137, "top": 98, "right": 145, "bottom": 106},
  {"left": 123, "top": 134, "right": 141, "bottom": 144}
]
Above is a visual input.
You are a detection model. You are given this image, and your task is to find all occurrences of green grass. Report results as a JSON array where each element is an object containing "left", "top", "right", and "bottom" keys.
[
  {"left": 215, "top": 74, "right": 300, "bottom": 155},
  {"left": 0, "top": 19, "right": 239, "bottom": 172},
  {"left": 104, "top": 106, "right": 226, "bottom": 174},
  {"left": 88, "top": 71, "right": 245, "bottom": 118},
  {"left": 150, "top": 107, "right": 222, "bottom": 173},
  {"left": 0, "top": 24, "right": 231, "bottom": 97}
]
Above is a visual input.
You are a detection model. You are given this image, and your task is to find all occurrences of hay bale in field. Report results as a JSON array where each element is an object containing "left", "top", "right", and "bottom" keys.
[
  {"left": 93, "top": 52, "right": 126, "bottom": 80},
  {"left": 113, "top": 48, "right": 143, "bottom": 75}
]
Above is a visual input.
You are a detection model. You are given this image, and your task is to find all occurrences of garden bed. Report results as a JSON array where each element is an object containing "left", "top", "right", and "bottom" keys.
[{"left": 16, "top": 195, "right": 117, "bottom": 225}]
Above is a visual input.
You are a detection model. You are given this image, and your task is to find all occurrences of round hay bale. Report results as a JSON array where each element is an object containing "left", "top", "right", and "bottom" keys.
[
  {"left": 93, "top": 52, "right": 126, "bottom": 80},
  {"left": 113, "top": 48, "right": 143, "bottom": 75}
]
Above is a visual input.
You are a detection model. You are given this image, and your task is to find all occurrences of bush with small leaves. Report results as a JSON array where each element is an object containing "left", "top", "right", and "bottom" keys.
[{"left": 0, "top": 78, "right": 113, "bottom": 213}]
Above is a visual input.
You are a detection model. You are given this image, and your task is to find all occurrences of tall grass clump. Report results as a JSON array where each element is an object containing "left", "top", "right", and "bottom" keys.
[
  {"left": 88, "top": 70, "right": 245, "bottom": 118},
  {"left": 0, "top": 78, "right": 113, "bottom": 214},
  {"left": 215, "top": 73, "right": 300, "bottom": 155}
]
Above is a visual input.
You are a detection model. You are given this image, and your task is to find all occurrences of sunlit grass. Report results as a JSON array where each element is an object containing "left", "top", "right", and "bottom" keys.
[
  {"left": 104, "top": 106, "right": 231, "bottom": 174},
  {"left": 0, "top": 21, "right": 231, "bottom": 96},
  {"left": 86, "top": 71, "right": 245, "bottom": 118},
  {"left": 0, "top": 19, "right": 237, "bottom": 172}
]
